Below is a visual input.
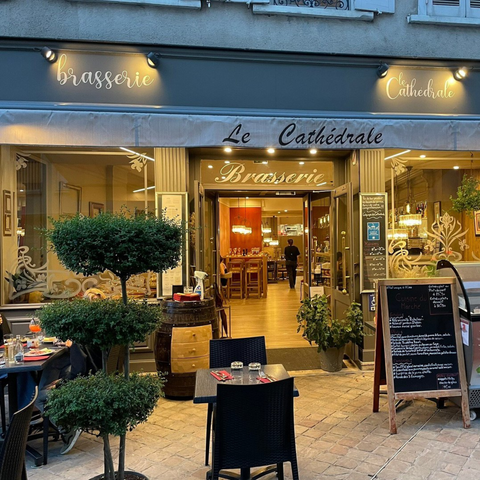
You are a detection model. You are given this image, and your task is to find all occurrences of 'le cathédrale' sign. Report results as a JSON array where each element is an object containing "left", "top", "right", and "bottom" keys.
[{"left": 201, "top": 160, "right": 334, "bottom": 191}]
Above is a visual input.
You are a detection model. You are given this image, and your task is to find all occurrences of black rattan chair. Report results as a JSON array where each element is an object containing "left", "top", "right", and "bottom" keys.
[
  {"left": 209, "top": 337, "right": 267, "bottom": 369},
  {"left": 208, "top": 378, "right": 298, "bottom": 480},
  {"left": 0, "top": 387, "right": 37, "bottom": 480},
  {"left": 205, "top": 337, "right": 267, "bottom": 466}
]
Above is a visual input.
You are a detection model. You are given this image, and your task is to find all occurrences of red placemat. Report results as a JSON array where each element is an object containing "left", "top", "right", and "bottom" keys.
[{"left": 24, "top": 355, "right": 49, "bottom": 362}]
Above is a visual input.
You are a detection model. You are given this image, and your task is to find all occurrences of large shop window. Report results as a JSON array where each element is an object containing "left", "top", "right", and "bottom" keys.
[{"left": 5, "top": 150, "right": 156, "bottom": 305}]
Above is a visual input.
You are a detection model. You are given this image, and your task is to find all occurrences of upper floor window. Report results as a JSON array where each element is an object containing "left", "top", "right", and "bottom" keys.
[
  {"left": 271, "top": 0, "right": 348, "bottom": 8},
  {"left": 426, "top": 0, "right": 480, "bottom": 18}
]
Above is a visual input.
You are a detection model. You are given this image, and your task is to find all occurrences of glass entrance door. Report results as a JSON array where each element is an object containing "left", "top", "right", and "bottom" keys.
[
  {"left": 194, "top": 181, "right": 218, "bottom": 292},
  {"left": 331, "top": 183, "right": 354, "bottom": 319},
  {"left": 303, "top": 192, "right": 332, "bottom": 300}
]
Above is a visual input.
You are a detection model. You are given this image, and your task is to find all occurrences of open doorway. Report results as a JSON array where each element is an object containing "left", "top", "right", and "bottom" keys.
[{"left": 212, "top": 192, "right": 337, "bottom": 354}]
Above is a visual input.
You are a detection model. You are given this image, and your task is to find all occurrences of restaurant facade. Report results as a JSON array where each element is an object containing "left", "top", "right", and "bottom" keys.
[{"left": 1, "top": 40, "right": 480, "bottom": 369}]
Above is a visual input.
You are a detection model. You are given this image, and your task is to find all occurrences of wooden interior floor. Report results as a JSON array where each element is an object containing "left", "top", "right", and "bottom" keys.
[{"left": 226, "top": 278, "right": 309, "bottom": 349}]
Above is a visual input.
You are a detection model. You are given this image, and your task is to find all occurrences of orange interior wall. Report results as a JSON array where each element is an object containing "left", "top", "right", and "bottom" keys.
[
  {"left": 230, "top": 207, "right": 263, "bottom": 252},
  {"left": 219, "top": 202, "right": 231, "bottom": 258}
]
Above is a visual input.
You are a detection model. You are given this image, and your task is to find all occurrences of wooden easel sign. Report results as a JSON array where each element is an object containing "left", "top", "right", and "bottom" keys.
[{"left": 373, "top": 278, "right": 470, "bottom": 434}]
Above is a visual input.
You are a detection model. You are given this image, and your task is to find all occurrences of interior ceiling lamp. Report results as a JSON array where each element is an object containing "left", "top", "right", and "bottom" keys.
[
  {"left": 269, "top": 240, "right": 279, "bottom": 246},
  {"left": 231, "top": 198, "right": 252, "bottom": 235},
  {"left": 376, "top": 63, "right": 389, "bottom": 78},
  {"left": 146, "top": 52, "right": 160, "bottom": 68},
  {"left": 41, "top": 47, "right": 57, "bottom": 63},
  {"left": 387, "top": 229, "right": 408, "bottom": 240},
  {"left": 398, "top": 166, "right": 422, "bottom": 227},
  {"left": 454, "top": 67, "right": 468, "bottom": 81}
]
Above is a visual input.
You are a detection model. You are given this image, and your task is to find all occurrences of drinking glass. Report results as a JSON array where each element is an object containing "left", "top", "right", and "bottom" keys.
[
  {"left": 3, "top": 335, "right": 13, "bottom": 363},
  {"left": 29, "top": 318, "right": 41, "bottom": 338}
]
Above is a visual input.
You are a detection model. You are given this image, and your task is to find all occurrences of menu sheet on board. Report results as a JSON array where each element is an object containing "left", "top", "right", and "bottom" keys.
[
  {"left": 386, "top": 283, "right": 460, "bottom": 393},
  {"left": 161, "top": 195, "right": 183, "bottom": 296},
  {"left": 361, "top": 194, "right": 387, "bottom": 292}
]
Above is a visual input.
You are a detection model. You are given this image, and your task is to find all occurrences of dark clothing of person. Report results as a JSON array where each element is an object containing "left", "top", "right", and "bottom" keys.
[
  {"left": 284, "top": 245, "right": 300, "bottom": 263},
  {"left": 284, "top": 244, "right": 300, "bottom": 288},
  {"left": 286, "top": 262, "right": 297, "bottom": 289},
  {"left": 220, "top": 267, "right": 228, "bottom": 287}
]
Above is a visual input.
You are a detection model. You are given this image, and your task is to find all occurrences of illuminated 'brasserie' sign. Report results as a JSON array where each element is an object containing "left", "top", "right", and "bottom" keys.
[
  {"left": 201, "top": 160, "right": 334, "bottom": 190},
  {"left": 56, "top": 54, "right": 154, "bottom": 90}
]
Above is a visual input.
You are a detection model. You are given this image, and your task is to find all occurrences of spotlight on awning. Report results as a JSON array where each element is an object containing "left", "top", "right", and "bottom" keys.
[
  {"left": 41, "top": 47, "right": 57, "bottom": 63},
  {"left": 376, "top": 63, "right": 389, "bottom": 78},
  {"left": 147, "top": 52, "right": 160, "bottom": 69},
  {"left": 454, "top": 67, "right": 468, "bottom": 81}
]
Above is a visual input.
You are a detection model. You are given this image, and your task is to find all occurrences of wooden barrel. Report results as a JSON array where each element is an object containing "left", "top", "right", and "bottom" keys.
[{"left": 154, "top": 298, "right": 219, "bottom": 398}]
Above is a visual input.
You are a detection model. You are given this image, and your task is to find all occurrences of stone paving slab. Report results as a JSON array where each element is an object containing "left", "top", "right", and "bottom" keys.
[{"left": 26, "top": 371, "right": 480, "bottom": 479}]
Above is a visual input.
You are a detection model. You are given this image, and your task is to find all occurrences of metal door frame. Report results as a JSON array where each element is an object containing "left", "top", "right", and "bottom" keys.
[{"left": 331, "top": 182, "right": 354, "bottom": 319}]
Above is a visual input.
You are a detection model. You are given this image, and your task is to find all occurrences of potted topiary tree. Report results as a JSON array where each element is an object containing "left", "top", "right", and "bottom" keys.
[
  {"left": 37, "top": 210, "right": 183, "bottom": 480},
  {"left": 296, "top": 295, "right": 364, "bottom": 372}
]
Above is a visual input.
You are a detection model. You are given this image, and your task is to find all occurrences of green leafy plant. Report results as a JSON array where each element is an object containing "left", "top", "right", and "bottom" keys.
[
  {"left": 451, "top": 175, "right": 480, "bottom": 217},
  {"left": 39, "top": 209, "right": 183, "bottom": 480},
  {"left": 296, "top": 295, "right": 364, "bottom": 352},
  {"left": 38, "top": 299, "right": 162, "bottom": 355},
  {"left": 46, "top": 372, "right": 164, "bottom": 479}
]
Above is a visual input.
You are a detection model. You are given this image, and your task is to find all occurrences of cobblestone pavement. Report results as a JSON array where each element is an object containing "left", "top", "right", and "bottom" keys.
[{"left": 26, "top": 370, "right": 480, "bottom": 479}]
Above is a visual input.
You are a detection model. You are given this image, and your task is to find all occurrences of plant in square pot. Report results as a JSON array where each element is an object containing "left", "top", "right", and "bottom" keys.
[
  {"left": 37, "top": 210, "right": 183, "bottom": 480},
  {"left": 296, "top": 295, "right": 364, "bottom": 372}
]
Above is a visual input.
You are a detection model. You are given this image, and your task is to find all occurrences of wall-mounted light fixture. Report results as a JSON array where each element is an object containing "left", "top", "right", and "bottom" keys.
[
  {"left": 41, "top": 47, "right": 57, "bottom": 63},
  {"left": 376, "top": 63, "right": 389, "bottom": 78},
  {"left": 146, "top": 52, "right": 160, "bottom": 68},
  {"left": 454, "top": 67, "right": 468, "bottom": 81}
]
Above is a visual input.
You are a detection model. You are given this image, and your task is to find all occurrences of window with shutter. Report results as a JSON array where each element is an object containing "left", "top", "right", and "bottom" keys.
[
  {"left": 412, "top": 0, "right": 480, "bottom": 24},
  {"left": 354, "top": 0, "right": 394, "bottom": 13},
  {"left": 429, "top": 0, "right": 463, "bottom": 17},
  {"left": 468, "top": 0, "right": 480, "bottom": 17}
]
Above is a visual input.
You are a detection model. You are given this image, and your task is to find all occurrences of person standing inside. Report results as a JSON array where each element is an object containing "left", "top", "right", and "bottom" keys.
[{"left": 284, "top": 239, "right": 300, "bottom": 289}]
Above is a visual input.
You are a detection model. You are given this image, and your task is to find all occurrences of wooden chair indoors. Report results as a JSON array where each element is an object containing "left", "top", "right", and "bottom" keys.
[
  {"left": 245, "top": 259, "right": 262, "bottom": 298},
  {"left": 228, "top": 259, "right": 245, "bottom": 299},
  {"left": 207, "top": 378, "right": 299, "bottom": 480},
  {"left": 205, "top": 336, "right": 268, "bottom": 467}
]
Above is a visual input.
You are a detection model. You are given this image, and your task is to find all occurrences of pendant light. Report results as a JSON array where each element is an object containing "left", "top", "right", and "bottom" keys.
[
  {"left": 399, "top": 166, "right": 422, "bottom": 228},
  {"left": 231, "top": 198, "right": 251, "bottom": 235},
  {"left": 242, "top": 197, "right": 252, "bottom": 235}
]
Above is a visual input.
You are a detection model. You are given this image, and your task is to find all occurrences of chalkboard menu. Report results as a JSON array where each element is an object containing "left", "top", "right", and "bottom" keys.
[
  {"left": 373, "top": 278, "right": 470, "bottom": 434},
  {"left": 360, "top": 193, "right": 387, "bottom": 292},
  {"left": 386, "top": 283, "right": 459, "bottom": 393}
]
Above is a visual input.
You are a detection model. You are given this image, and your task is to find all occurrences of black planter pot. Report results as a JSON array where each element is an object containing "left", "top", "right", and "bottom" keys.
[{"left": 90, "top": 471, "right": 149, "bottom": 480}]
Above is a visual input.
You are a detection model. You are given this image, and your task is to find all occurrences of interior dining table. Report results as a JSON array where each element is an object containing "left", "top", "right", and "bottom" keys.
[
  {"left": 1, "top": 345, "right": 67, "bottom": 466},
  {"left": 194, "top": 364, "right": 299, "bottom": 479}
]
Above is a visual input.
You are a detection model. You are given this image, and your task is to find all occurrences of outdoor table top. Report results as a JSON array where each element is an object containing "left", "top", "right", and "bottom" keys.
[
  {"left": 0, "top": 345, "right": 67, "bottom": 374},
  {"left": 193, "top": 364, "right": 299, "bottom": 404}
]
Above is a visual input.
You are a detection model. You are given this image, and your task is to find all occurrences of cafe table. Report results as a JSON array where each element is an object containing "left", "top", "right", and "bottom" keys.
[
  {"left": 194, "top": 364, "right": 299, "bottom": 478},
  {"left": 1, "top": 346, "right": 67, "bottom": 466}
]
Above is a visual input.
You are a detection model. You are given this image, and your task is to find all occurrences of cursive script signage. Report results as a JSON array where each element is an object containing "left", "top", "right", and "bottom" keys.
[
  {"left": 385, "top": 71, "right": 456, "bottom": 102},
  {"left": 57, "top": 54, "right": 154, "bottom": 90},
  {"left": 222, "top": 123, "right": 383, "bottom": 148},
  {"left": 201, "top": 160, "right": 334, "bottom": 191}
]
